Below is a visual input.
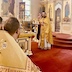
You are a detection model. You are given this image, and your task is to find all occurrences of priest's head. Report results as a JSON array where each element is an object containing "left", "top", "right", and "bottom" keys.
[
  {"left": 41, "top": 11, "right": 47, "bottom": 18},
  {"left": 4, "top": 17, "right": 20, "bottom": 39}
]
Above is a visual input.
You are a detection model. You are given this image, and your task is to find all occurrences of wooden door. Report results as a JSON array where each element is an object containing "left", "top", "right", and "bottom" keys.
[{"left": 55, "top": 8, "right": 61, "bottom": 32}]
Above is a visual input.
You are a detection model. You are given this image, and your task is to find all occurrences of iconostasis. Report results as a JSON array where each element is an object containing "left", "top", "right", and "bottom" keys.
[{"left": 43, "top": 0, "right": 72, "bottom": 34}]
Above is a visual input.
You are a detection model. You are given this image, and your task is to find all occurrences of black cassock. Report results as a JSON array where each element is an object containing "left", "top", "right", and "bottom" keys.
[{"left": 37, "top": 25, "right": 41, "bottom": 40}]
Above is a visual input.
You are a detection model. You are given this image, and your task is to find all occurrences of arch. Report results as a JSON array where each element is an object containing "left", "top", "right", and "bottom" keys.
[
  {"left": 55, "top": 3, "right": 61, "bottom": 10},
  {"left": 55, "top": 3, "right": 62, "bottom": 32}
]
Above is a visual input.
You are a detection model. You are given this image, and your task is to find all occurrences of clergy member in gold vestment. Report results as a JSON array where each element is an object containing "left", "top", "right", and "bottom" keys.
[
  {"left": 39, "top": 12, "right": 53, "bottom": 50},
  {"left": 0, "top": 17, "right": 41, "bottom": 72}
]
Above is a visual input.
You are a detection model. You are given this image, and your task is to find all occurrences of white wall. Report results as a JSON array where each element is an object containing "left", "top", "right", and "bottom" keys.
[
  {"left": 31, "top": 0, "right": 40, "bottom": 19},
  {"left": 0, "top": 0, "right": 2, "bottom": 16}
]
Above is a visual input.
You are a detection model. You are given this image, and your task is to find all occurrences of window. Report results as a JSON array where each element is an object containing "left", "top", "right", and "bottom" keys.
[{"left": 23, "top": 0, "right": 31, "bottom": 21}]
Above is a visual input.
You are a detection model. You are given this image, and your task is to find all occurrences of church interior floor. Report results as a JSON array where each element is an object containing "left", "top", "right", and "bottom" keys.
[{"left": 29, "top": 41, "right": 72, "bottom": 72}]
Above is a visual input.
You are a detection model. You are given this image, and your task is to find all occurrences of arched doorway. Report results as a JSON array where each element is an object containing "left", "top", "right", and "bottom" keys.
[{"left": 55, "top": 3, "right": 61, "bottom": 32}]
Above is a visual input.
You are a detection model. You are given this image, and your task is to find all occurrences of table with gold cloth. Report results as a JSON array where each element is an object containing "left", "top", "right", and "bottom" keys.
[{"left": 18, "top": 32, "right": 35, "bottom": 55}]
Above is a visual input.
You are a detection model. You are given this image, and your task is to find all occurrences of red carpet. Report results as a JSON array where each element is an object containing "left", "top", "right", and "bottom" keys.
[{"left": 29, "top": 42, "right": 72, "bottom": 72}]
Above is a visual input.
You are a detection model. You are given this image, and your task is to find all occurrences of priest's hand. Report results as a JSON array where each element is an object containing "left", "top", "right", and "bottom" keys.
[{"left": 40, "top": 22, "right": 44, "bottom": 26}]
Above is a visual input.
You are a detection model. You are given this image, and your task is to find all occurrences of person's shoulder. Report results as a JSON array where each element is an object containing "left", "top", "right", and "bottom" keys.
[
  {"left": 45, "top": 17, "right": 49, "bottom": 20},
  {"left": 46, "top": 16, "right": 48, "bottom": 18},
  {"left": 46, "top": 17, "right": 50, "bottom": 21}
]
